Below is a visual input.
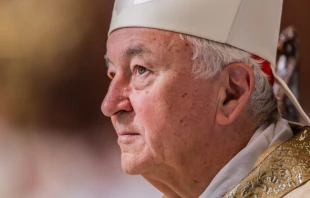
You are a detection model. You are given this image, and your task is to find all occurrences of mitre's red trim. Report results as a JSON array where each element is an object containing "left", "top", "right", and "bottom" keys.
[{"left": 252, "top": 55, "right": 274, "bottom": 85}]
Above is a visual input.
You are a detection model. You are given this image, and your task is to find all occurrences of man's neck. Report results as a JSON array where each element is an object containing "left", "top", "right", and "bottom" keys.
[
  {"left": 142, "top": 123, "right": 255, "bottom": 198},
  {"left": 143, "top": 164, "right": 208, "bottom": 198}
]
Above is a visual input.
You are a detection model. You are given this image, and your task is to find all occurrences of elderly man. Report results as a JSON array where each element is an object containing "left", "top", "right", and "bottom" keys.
[{"left": 101, "top": 0, "right": 310, "bottom": 197}]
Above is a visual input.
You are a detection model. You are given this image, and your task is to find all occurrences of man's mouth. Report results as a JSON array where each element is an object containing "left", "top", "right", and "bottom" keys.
[
  {"left": 118, "top": 132, "right": 140, "bottom": 136},
  {"left": 117, "top": 132, "right": 141, "bottom": 144},
  {"left": 119, "top": 132, "right": 140, "bottom": 136}
]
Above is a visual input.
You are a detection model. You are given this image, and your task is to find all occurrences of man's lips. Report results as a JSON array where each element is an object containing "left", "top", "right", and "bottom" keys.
[
  {"left": 118, "top": 132, "right": 141, "bottom": 136},
  {"left": 117, "top": 131, "right": 141, "bottom": 144}
]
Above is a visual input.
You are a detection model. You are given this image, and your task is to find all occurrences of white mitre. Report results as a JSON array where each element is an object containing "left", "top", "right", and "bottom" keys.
[
  {"left": 109, "top": 0, "right": 281, "bottom": 65},
  {"left": 108, "top": 0, "right": 310, "bottom": 124}
]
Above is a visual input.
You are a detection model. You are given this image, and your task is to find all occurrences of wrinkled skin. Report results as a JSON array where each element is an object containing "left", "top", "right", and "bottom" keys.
[{"left": 102, "top": 28, "right": 254, "bottom": 198}]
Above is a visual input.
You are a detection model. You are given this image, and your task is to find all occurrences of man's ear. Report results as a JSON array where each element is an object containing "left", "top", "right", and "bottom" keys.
[{"left": 216, "top": 63, "right": 255, "bottom": 126}]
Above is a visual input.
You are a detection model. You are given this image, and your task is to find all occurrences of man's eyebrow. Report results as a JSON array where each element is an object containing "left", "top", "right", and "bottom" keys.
[
  {"left": 123, "top": 45, "right": 150, "bottom": 57},
  {"left": 104, "top": 45, "right": 151, "bottom": 68}
]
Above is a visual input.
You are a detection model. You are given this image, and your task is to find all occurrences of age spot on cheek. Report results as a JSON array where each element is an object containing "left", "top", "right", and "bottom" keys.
[{"left": 181, "top": 93, "right": 188, "bottom": 98}]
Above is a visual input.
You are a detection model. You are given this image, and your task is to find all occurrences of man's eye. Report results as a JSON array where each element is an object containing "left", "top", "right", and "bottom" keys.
[{"left": 137, "top": 66, "right": 148, "bottom": 75}]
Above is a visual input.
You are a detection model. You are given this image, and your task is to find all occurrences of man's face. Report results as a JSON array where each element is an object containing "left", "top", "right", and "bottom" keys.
[{"left": 102, "top": 28, "right": 220, "bottom": 175}]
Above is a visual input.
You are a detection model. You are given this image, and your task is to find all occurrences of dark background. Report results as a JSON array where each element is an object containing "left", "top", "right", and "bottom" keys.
[{"left": 281, "top": 1, "right": 310, "bottom": 115}]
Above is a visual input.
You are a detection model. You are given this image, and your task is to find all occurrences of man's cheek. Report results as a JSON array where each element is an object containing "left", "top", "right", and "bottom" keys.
[{"left": 136, "top": 101, "right": 160, "bottom": 128}]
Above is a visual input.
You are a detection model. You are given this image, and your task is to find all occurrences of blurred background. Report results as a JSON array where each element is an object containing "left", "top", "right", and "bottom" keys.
[{"left": 0, "top": 1, "right": 309, "bottom": 198}]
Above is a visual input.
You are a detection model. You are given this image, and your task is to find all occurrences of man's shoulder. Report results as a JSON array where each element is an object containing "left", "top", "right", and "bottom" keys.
[{"left": 224, "top": 124, "right": 310, "bottom": 198}]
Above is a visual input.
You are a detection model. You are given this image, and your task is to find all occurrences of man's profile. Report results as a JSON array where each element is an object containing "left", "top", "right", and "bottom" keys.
[{"left": 101, "top": 0, "right": 310, "bottom": 197}]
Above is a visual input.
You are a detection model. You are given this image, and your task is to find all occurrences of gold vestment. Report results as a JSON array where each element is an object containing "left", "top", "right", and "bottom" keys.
[{"left": 224, "top": 125, "right": 310, "bottom": 198}]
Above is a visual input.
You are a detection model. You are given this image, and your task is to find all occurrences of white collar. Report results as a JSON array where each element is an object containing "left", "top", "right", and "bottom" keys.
[{"left": 200, "top": 119, "right": 293, "bottom": 198}]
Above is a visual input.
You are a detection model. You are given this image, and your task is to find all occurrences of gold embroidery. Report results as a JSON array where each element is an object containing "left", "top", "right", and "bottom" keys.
[{"left": 224, "top": 126, "right": 310, "bottom": 198}]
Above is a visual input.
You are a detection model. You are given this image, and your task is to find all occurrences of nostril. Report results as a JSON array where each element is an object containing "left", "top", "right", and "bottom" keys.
[
  {"left": 113, "top": 110, "right": 127, "bottom": 116},
  {"left": 101, "top": 95, "right": 133, "bottom": 117}
]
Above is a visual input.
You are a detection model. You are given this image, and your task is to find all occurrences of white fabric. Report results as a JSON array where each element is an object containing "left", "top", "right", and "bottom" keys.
[{"left": 200, "top": 118, "right": 293, "bottom": 198}]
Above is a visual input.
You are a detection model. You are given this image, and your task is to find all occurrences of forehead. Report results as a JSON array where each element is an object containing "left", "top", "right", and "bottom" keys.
[{"left": 107, "top": 28, "right": 187, "bottom": 56}]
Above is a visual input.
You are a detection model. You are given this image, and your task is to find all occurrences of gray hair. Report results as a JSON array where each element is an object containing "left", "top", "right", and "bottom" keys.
[{"left": 180, "top": 34, "right": 279, "bottom": 128}]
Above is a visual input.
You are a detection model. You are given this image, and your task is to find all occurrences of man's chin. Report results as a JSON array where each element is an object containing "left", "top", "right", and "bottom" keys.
[
  {"left": 122, "top": 166, "right": 140, "bottom": 175},
  {"left": 121, "top": 153, "right": 152, "bottom": 175}
]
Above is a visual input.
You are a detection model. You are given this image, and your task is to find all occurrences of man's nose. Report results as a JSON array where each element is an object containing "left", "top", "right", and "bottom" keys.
[{"left": 101, "top": 81, "right": 133, "bottom": 117}]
